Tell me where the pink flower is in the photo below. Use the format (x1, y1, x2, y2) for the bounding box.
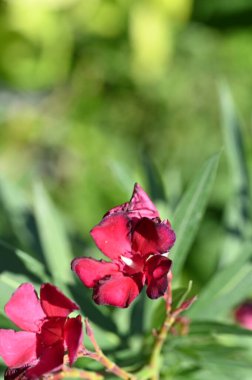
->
(234, 301, 252, 330)
(0, 283, 83, 379)
(72, 184, 175, 308)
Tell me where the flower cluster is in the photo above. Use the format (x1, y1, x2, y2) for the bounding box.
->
(72, 183, 176, 307)
(0, 283, 82, 379)
(0, 183, 176, 378)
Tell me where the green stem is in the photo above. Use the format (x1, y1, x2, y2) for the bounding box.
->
(149, 314, 176, 380)
(149, 272, 174, 380)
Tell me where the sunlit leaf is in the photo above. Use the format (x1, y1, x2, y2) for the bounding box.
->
(219, 83, 252, 266)
(187, 242, 252, 319)
(170, 153, 220, 277)
(190, 321, 252, 336)
(33, 182, 73, 283)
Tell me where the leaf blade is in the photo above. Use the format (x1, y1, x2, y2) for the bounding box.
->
(187, 242, 252, 319)
(170, 154, 220, 277)
(33, 182, 73, 284)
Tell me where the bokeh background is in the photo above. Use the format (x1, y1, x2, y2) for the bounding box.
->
(0, 0, 252, 292)
(1, 1, 252, 379)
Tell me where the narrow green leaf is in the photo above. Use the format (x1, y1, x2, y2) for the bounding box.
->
(170, 154, 220, 277)
(219, 83, 249, 198)
(172, 288, 188, 308)
(0, 240, 47, 283)
(151, 298, 166, 329)
(219, 84, 252, 266)
(187, 242, 252, 319)
(141, 152, 166, 202)
(172, 281, 193, 309)
(16, 249, 49, 282)
(33, 182, 73, 283)
(190, 321, 252, 337)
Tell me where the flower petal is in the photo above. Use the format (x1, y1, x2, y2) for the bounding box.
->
(64, 315, 83, 366)
(235, 302, 252, 330)
(132, 218, 176, 256)
(127, 183, 160, 219)
(145, 255, 172, 299)
(4, 283, 46, 332)
(5, 366, 28, 380)
(105, 183, 159, 220)
(90, 214, 131, 259)
(0, 330, 37, 368)
(93, 274, 141, 308)
(72, 257, 119, 288)
(40, 284, 79, 318)
(104, 202, 128, 217)
(38, 318, 65, 351)
(25, 342, 64, 378)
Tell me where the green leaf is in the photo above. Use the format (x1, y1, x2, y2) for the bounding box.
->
(151, 298, 166, 329)
(15, 249, 49, 282)
(141, 151, 166, 202)
(0, 240, 47, 284)
(219, 83, 250, 200)
(190, 321, 252, 337)
(172, 281, 193, 309)
(170, 153, 220, 277)
(219, 84, 252, 266)
(33, 182, 73, 284)
(187, 242, 252, 319)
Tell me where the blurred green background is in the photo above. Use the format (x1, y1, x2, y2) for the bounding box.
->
(1, 1, 252, 379)
(0, 0, 252, 288)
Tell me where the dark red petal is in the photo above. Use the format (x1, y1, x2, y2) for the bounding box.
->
(40, 284, 79, 318)
(145, 255, 172, 299)
(90, 214, 131, 259)
(104, 184, 159, 220)
(25, 342, 64, 378)
(93, 274, 141, 308)
(4, 283, 46, 332)
(72, 258, 119, 288)
(38, 318, 65, 351)
(127, 183, 160, 219)
(0, 330, 37, 368)
(104, 202, 128, 217)
(5, 366, 28, 380)
(132, 218, 176, 256)
(64, 315, 83, 366)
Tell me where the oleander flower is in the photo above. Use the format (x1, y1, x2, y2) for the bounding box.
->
(0, 283, 83, 379)
(72, 184, 175, 308)
(234, 301, 252, 330)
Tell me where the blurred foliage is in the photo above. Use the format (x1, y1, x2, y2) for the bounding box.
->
(1, 0, 252, 378)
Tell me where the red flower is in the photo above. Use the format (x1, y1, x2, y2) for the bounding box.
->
(234, 301, 252, 330)
(72, 184, 175, 308)
(0, 283, 83, 379)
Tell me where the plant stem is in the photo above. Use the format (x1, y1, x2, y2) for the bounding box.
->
(85, 319, 137, 380)
(149, 272, 174, 380)
(149, 313, 176, 380)
(149, 273, 196, 380)
(49, 367, 103, 380)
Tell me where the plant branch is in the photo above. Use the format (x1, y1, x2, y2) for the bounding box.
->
(84, 319, 137, 380)
(149, 273, 196, 380)
(48, 367, 103, 380)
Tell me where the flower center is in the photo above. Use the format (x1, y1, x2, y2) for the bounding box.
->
(120, 254, 144, 274)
